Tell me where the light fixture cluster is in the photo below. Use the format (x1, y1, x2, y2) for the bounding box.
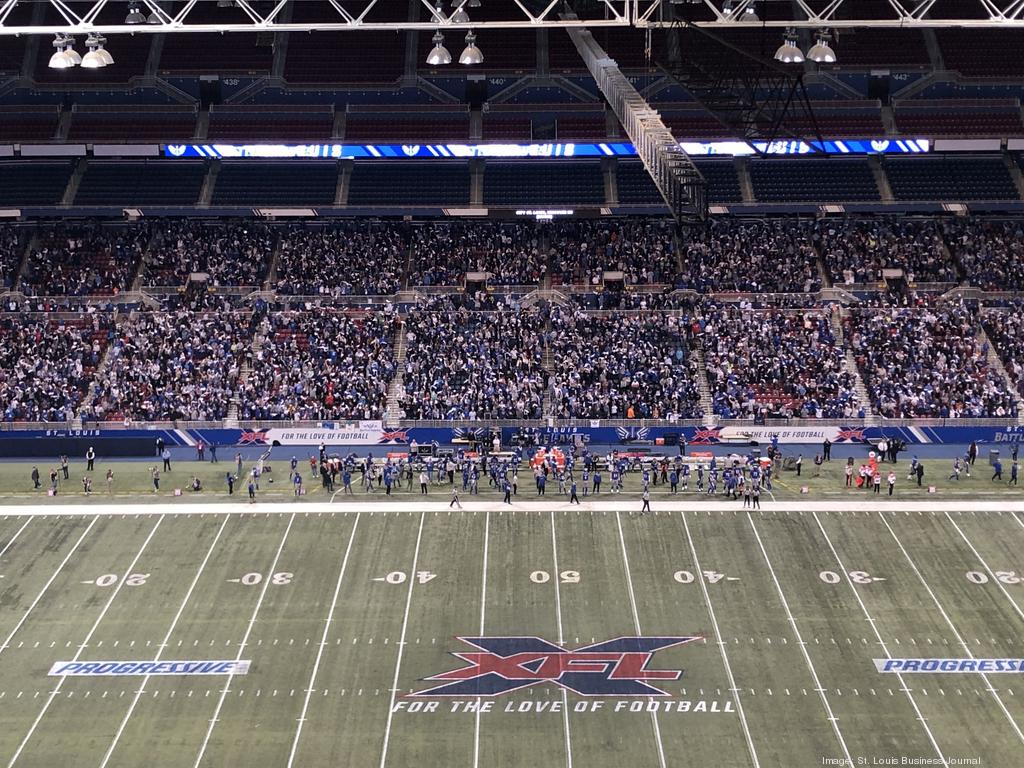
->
(48, 33, 114, 69)
(774, 29, 837, 64)
(425, 2, 484, 66)
(125, 3, 161, 24)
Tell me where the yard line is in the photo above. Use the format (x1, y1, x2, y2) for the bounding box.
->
(614, 512, 668, 768)
(680, 512, 760, 768)
(746, 513, 854, 767)
(550, 513, 573, 768)
(192, 512, 297, 768)
(378, 510, 427, 768)
(100, 515, 232, 768)
(7, 516, 164, 768)
(944, 512, 1024, 626)
(811, 512, 947, 766)
(879, 512, 1024, 745)
(0, 518, 31, 561)
(286, 514, 362, 768)
(0, 517, 96, 659)
(473, 510, 490, 768)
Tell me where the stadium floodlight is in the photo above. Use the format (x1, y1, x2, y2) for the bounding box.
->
(468, 0, 481, 7)
(125, 4, 146, 24)
(63, 39, 82, 66)
(451, 6, 470, 24)
(723, 0, 757, 21)
(426, 31, 452, 65)
(807, 32, 837, 63)
(146, 10, 161, 24)
(82, 35, 113, 68)
(48, 35, 75, 69)
(459, 30, 483, 65)
(774, 30, 804, 63)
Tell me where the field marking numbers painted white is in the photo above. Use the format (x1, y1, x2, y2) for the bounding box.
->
(8, 516, 164, 768)
(680, 511, 760, 768)
(379, 512, 427, 768)
(880, 512, 1024, 745)
(287, 514, 362, 768)
(100, 515, 232, 768)
(614, 511, 669, 768)
(192, 513, 297, 768)
(812, 512, 947, 766)
(746, 513, 854, 767)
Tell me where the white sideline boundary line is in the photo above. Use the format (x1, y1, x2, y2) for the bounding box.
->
(100, 515, 232, 768)
(811, 512, 947, 766)
(944, 511, 1024, 626)
(378, 510, 427, 768)
(192, 512, 298, 768)
(472, 510, 490, 768)
(7, 515, 165, 768)
(5, 499, 1024, 517)
(0, 517, 96, 658)
(680, 511, 760, 768)
(287, 512, 362, 768)
(879, 511, 1024, 745)
(550, 512, 573, 768)
(614, 511, 668, 768)
(746, 512, 854, 768)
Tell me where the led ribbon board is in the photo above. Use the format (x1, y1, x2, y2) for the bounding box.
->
(163, 139, 929, 160)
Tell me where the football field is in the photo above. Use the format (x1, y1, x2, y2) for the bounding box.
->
(0, 501, 1023, 768)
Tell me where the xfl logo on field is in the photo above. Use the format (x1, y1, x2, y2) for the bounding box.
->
(413, 636, 699, 697)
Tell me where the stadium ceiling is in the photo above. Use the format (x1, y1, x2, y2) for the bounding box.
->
(0, 0, 1022, 36)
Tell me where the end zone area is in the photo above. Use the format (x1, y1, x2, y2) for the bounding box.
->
(0, 501, 1022, 767)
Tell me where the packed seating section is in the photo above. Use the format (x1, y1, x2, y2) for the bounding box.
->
(2, 216, 1024, 423)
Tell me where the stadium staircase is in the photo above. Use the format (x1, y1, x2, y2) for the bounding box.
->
(831, 304, 879, 424)
(692, 343, 715, 421)
(868, 156, 895, 203)
(76, 310, 131, 425)
(263, 232, 284, 289)
(384, 320, 408, 427)
(61, 158, 87, 206)
(12, 228, 40, 290)
(129, 228, 161, 292)
(541, 304, 557, 418)
(1003, 153, 1024, 200)
(198, 161, 220, 207)
(229, 309, 269, 425)
(975, 323, 1022, 423)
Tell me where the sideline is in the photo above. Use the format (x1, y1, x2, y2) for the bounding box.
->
(1, 499, 1024, 517)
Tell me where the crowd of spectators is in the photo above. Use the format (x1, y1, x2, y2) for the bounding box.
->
(398, 296, 547, 419)
(22, 225, 148, 296)
(238, 309, 397, 421)
(411, 223, 543, 286)
(143, 222, 274, 287)
(547, 307, 702, 419)
(275, 224, 405, 296)
(948, 219, 1024, 291)
(816, 219, 956, 286)
(982, 307, 1024, 404)
(0, 314, 112, 422)
(701, 303, 861, 419)
(86, 309, 249, 421)
(846, 299, 1015, 418)
(0, 226, 22, 291)
(677, 220, 821, 293)
(549, 220, 678, 286)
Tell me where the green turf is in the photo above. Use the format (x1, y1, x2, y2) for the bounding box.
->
(0, 505, 1023, 767)
(0, 454, 1021, 504)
